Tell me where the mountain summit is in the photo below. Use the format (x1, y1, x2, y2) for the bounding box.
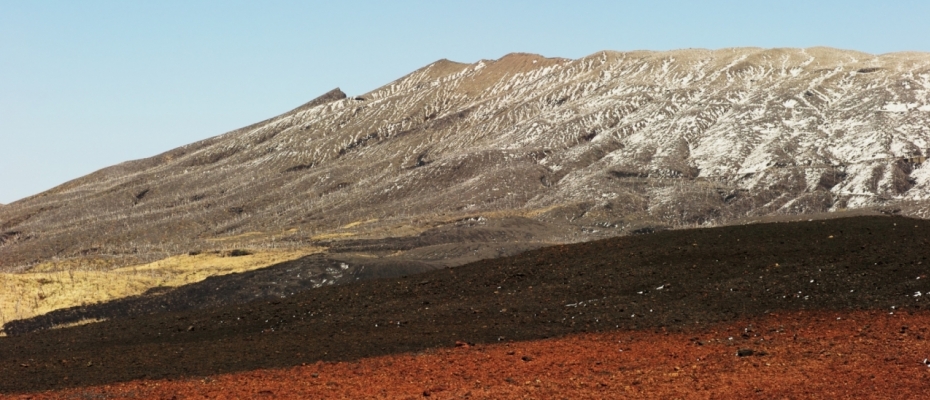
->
(2, 47, 930, 271)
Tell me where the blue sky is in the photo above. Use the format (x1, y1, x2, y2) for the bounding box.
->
(1, 0, 928, 204)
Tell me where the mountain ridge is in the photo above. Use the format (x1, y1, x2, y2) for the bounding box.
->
(2, 47, 930, 272)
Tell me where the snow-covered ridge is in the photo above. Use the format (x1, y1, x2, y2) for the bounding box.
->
(2, 47, 930, 269)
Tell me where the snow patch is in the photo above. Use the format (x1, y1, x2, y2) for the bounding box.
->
(881, 102, 916, 113)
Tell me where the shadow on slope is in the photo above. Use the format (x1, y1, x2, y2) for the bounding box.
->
(3, 217, 557, 335)
(1, 216, 928, 393)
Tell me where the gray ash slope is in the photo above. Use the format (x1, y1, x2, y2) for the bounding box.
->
(3, 48, 930, 269)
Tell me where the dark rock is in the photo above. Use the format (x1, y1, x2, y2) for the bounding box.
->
(737, 349, 755, 357)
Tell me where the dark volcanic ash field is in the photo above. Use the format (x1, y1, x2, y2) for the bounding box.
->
(1, 215, 929, 394)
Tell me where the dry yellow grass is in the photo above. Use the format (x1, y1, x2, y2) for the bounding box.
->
(0, 247, 322, 325)
(341, 219, 379, 229)
(205, 231, 266, 242)
(29, 257, 126, 273)
(522, 205, 565, 218)
(310, 232, 356, 241)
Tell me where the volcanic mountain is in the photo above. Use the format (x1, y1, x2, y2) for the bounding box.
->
(3, 48, 930, 396)
(2, 47, 930, 276)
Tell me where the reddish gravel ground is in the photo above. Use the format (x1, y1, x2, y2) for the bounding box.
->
(11, 309, 930, 399)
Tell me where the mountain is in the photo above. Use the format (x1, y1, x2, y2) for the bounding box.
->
(2, 47, 930, 272)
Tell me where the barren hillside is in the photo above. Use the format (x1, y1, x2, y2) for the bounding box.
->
(2, 48, 930, 273)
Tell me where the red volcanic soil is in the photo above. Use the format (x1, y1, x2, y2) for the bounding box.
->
(13, 310, 930, 399)
(2, 216, 930, 397)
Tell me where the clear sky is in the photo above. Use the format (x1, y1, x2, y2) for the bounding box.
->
(1, 0, 928, 204)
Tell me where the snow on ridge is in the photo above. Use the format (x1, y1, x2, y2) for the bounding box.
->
(6, 48, 930, 266)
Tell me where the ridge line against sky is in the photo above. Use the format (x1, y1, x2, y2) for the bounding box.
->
(2, 0, 929, 204)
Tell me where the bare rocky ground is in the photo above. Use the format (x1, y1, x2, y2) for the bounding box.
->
(1, 215, 928, 394)
(16, 310, 930, 399)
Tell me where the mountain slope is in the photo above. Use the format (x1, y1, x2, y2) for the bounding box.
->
(2, 47, 930, 272)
